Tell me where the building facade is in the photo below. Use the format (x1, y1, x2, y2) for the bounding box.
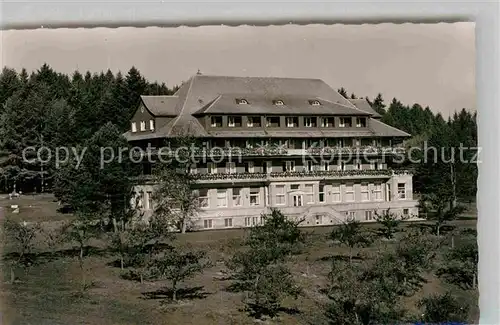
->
(125, 74, 419, 230)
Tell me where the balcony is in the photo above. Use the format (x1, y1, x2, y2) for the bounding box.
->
(306, 146, 406, 156)
(190, 169, 410, 183)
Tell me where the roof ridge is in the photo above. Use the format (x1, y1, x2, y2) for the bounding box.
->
(168, 76, 196, 136)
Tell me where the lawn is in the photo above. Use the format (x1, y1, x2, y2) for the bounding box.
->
(0, 194, 479, 325)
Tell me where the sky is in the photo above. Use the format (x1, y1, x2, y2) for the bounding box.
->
(0, 22, 475, 117)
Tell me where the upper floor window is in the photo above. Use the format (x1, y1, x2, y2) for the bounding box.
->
(228, 116, 242, 127)
(210, 116, 223, 127)
(236, 98, 249, 105)
(304, 117, 317, 128)
(266, 116, 280, 127)
(309, 100, 321, 106)
(247, 116, 261, 127)
(149, 119, 155, 131)
(356, 117, 367, 127)
(140, 121, 146, 131)
(273, 100, 285, 106)
(286, 117, 299, 128)
(131, 122, 137, 133)
(321, 117, 335, 128)
(339, 117, 352, 128)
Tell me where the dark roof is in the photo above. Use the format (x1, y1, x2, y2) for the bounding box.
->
(140, 95, 179, 117)
(193, 94, 370, 116)
(348, 98, 382, 118)
(124, 74, 410, 141)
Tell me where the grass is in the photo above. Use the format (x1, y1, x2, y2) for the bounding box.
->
(0, 194, 479, 325)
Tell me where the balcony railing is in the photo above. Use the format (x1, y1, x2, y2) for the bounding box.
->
(190, 169, 411, 182)
(306, 146, 405, 155)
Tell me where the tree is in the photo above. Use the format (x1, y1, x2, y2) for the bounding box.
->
(60, 218, 101, 290)
(337, 87, 348, 98)
(367, 93, 386, 116)
(2, 219, 41, 283)
(374, 209, 407, 240)
(419, 193, 466, 236)
(330, 219, 372, 264)
(152, 136, 200, 233)
(148, 247, 211, 302)
(228, 209, 305, 318)
(417, 292, 469, 323)
(437, 236, 478, 289)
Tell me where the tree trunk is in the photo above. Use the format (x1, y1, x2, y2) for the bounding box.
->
(451, 235, 455, 248)
(450, 163, 457, 208)
(120, 255, 124, 270)
(181, 218, 187, 234)
(140, 272, 143, 284)
(436, 224, 441, 237)
(10, 266, 15, 283)
(172, 280, 177, 301)
(112, 218, 118, 233)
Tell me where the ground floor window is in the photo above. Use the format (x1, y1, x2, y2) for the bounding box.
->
(224, 218, 233, 227)
(403, 208, 409, 217)
(365, 210, 373, 221)
(203, 219, 214, 229)
(319, 184, 325, 202)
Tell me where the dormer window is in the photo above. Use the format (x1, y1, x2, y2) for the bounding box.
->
(131, 122, 137, 133)
(339, 117, 352, 128)
(309, 100, 321, 106)
(211, 116, 223, 127)
(273, 100, 285, 106)
(228, 116, 242, 127)
(236, 98, 249, 105)
(286, 117, 299, 128)
(140, 121, 146, 131)
(356, 117, 367, 127)
(149, 119, 155, 131)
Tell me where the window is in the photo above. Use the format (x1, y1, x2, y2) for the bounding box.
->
(361, 183, 370, 201)
(305, 184, 314, 204)
(149, 119, 155, 130)
(323, 162, 329, 171)
(291, 184, 299, 191)
(321, 117, 335, 127)
(189, 163, 197, 174)
(356, 160, 362, 170)
(286, 117, 298, 128)
(236, 98, 248, 105)
(198, 189, 209, 208)
(233, 188, 242, 206)
(226, 162, 236, 174)
(347, 211, 356, 220)
(147, 191, 153, 210)
(403, 209, 409, 217)
(353, 138, 361, 147)
(284, 161, 295, 172)
(306, 160, 313, 172)
(224, 218, 233, 227)
(340, 162, 346, 171)
(275, 185, 286, 205)
(273, 100, 285, 105)
(217, 189, 228, 207)
(140, 121, 146, 131)
(245, 217, 251, 227)
(247, 116, 261, 127)
(250, 187, 260, 206)
(310, 100, 321, 106)
(210, 116, 223, 127)
(373, 183, 383, 201)
(245, 161, 254, 173)
(356, 117, 367, 127)
(252, 216, 260, 226)
(332, 184, 341, 202)
(339, 117, 352, 128)
(266, 116, 280, 127)
(398, 183, 406, 199)
(208, 162, 217, 174)
(131, 122, 137, 132)
(292, 194, 303, 207)
(319, 184, 325, 202)
(203, 219, 213, 229)
(365, 210, 373, 221)
(228, 116, 242, 127)
(264, 161, 272, 174)
(345, 184, 355, 202)
(304, 117, 317, 127)
(315, 215, 323, 225)
(338, 138, 345, 147)
(387, 184, 392, 201)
